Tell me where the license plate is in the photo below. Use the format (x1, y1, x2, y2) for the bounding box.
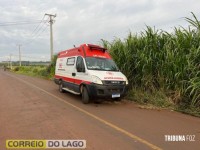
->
(112, 93, 120, 98)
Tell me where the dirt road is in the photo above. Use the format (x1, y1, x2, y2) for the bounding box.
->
(0, 70, 199, 150)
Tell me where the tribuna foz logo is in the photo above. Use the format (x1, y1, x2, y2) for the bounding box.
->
(165, 135, 195, 142)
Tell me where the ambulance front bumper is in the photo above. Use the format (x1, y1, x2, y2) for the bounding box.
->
(87, 83, 128, 99)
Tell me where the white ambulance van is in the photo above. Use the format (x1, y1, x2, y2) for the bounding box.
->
(54, 44, 128, 104)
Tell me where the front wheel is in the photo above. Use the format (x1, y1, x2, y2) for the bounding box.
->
(59, 81, 64, 93)
(82, 86, 90, 104)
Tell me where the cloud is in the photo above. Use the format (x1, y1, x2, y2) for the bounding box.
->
(0, 0, 200, 61)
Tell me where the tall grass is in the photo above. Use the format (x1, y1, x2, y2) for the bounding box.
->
(102, 13, 200, 111)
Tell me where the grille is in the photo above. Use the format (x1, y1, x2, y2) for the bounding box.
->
(108, 89, 121, 93)
(103, 80, 125, 85)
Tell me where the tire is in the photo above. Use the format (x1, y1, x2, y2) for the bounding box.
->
(82, 86, 90, 104)
(59, 81, 64, 93)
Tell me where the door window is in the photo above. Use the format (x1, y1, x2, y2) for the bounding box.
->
(76, 56, 85, 72)
(67, 57, 75, 65)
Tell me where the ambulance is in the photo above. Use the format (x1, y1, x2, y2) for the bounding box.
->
(54, 44, 128, 104)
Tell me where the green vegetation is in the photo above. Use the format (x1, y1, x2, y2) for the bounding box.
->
(101, 13, 200, 116)
(13, 65, 48, 78)
(12, 55, 57, 79)
(11, 13, 200, 116)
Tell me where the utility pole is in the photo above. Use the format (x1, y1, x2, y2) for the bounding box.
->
(17, 44, 22, 66)
(45, 13, 56, 61)
(10, 54, 12, 69)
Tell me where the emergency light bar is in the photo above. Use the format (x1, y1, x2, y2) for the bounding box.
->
(88, 44, 107, 52)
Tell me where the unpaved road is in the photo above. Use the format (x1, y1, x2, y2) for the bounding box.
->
(0, 70, 200, 150)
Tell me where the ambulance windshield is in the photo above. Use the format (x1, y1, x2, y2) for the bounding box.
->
(85, 57, 119, 71)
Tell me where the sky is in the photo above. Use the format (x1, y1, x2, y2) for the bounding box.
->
(0, 0, 200, 62)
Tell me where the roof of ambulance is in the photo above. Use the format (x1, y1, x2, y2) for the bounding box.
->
(58, 44, 111, 59)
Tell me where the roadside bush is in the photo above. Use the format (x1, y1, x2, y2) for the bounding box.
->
(38, 69, 49, 77)
(46, 55, 57, 79)
(14, 67, 20, 72)
(33, 68, 38, 73)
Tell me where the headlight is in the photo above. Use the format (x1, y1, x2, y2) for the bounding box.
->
(91, 76, 103, 85)
(125, 77, 128, 85)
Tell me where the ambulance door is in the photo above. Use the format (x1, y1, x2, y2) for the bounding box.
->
(73, 56, 86, 93)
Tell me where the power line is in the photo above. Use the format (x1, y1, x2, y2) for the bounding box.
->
(23, 24, 49, 45)
(29, 16, 48, 38)
(0, 15, 55, 61)
(29, 23, 49, 39)
(23, 16, 49, 45)
(0, 20, 44, 26)
(0, 18, 49, 46)
(29, 16, 46, 36)
(0, 20, 42, 24)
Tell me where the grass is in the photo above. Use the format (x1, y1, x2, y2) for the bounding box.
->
(101, 12, 200, 117)
(127, 88, 174, 108)
(12, 66, 50, 79)
(12, 55, 57, 79)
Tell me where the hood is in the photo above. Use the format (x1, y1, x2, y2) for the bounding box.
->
(88, 70, 126, 81)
